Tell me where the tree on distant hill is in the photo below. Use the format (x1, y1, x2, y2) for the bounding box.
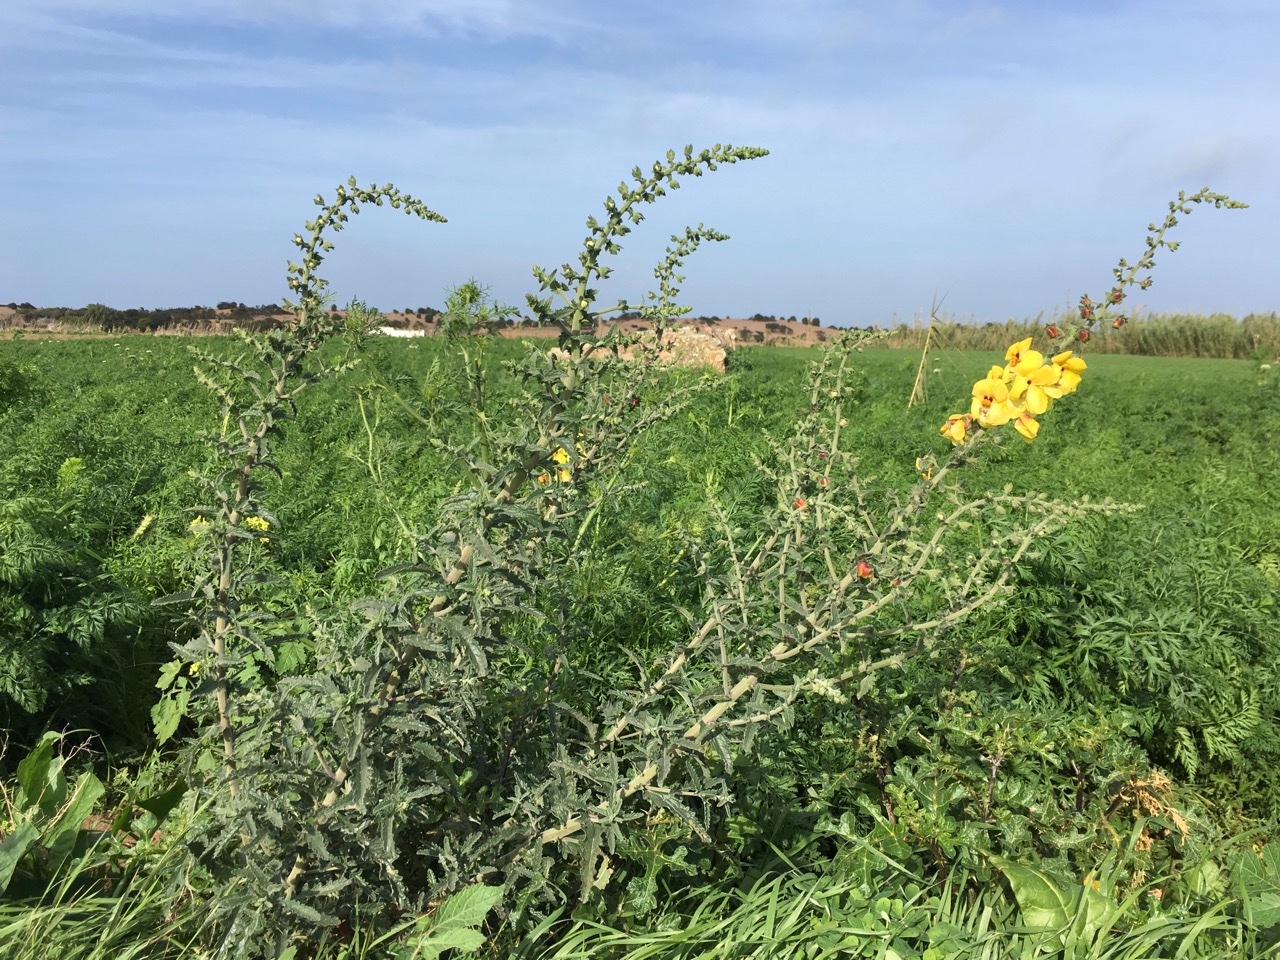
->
(82, 302, 119, 331)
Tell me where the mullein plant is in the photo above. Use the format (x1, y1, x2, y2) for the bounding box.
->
(159, 155, 1244, 956)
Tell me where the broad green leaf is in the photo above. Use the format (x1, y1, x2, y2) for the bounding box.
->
(992, 857, 1071, 930)
(1235, 844, 1280, 928)
(0, 822, 40, 893)
(151, 689, 189, 745)
(432, 883, 502, 930)
(135, 778, 189, 825)
(154, 658, 182, 691)
(15, 732, 61, 815)
(1247, 893, 1280, 930)
(403, 885, 502, 958)
(410, 928, 485, 959)
(44, 770, 105, 867)
(1073, 884, 1115, 946)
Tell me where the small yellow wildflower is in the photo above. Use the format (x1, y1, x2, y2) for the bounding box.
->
(245, 516, 270, 543)
(549, 447, 573, 483)
(1013, 412, 1040, 442)
(189, 517, 210, 537)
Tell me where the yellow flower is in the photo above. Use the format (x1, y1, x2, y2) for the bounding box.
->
(1004, 337, 1035, 366)
(1008, 360, 1061, 415)
(1013, 412, 1040, 442)
(188, 517, 210, 537)
(939, 414, 970, 445)
(1050, 350, 1087, 395)
(970, 376, 1012, 427)
(1007, 347, 1046, 377)
(244, 515, 270, 543)
(548, 446, 573, 483)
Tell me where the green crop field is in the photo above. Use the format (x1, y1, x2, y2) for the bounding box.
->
(1, 164, 1277, 958)
(3, 326, 1279, 958)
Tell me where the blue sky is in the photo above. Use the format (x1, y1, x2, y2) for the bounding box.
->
(2, 1, 1276, 326)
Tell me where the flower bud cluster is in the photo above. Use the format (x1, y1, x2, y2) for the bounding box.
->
(940, 338, 1086, 445)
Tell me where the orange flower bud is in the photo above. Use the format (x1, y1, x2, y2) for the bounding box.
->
(856, 559, 874, 579)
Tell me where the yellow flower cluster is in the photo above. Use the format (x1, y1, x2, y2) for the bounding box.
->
(537, 447, 574, 485)
(188, 515, 271, 543)
(245, 515, 271, 543)
(941, 338, 1086, 445)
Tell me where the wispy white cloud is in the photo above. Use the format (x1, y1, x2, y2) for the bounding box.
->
(3, 0, 592, 40)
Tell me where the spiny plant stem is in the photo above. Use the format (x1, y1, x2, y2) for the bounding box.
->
(192, 181, 443, 805)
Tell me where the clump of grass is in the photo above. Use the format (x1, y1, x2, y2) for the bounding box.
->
(0, 842, 205, 959)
